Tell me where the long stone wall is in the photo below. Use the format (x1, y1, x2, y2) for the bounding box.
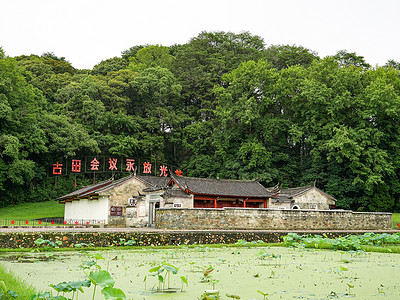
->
(155, 208, 392, 230)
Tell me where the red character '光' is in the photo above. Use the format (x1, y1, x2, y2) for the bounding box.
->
(160, 165, 168, 177)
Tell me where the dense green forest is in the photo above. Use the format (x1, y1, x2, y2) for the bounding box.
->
(1, 31, 400, 212)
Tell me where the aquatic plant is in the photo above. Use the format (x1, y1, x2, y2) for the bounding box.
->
(50, 279, 91, 299)
(148, 262, 179, 291)
(198, 290, 220, 300)
(88, 270, 115, 300)
(257, 290, 269, 300)
(180, 275, 188, 292)
(33, 238, 62, 252)
(200, 265, 214, 282)
(226, 294, 240, 299)
(346, 283, 354, 296)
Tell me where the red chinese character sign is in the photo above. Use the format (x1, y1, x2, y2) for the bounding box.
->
(109, 158, 118, 171)
(52, 162, 63, 175)
(160, 165, 168, 177)
(90, 158, 100, 171)
(72, 160, 81, 173)
(174, 169, 183, 176)
(143, 162, 152, 174)
(126, 159, 135, 172)
(50, 157, 179, 179)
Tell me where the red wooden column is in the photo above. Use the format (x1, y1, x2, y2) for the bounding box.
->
(264, 199, 267, 208)
(214, 198, 217, 208)
(243, 199, 247, 208)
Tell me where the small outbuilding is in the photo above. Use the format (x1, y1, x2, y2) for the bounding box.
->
(57, 175, 169, 226)
(267, 185, 337, 210)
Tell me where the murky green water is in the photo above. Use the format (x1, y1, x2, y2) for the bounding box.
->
(1, 246, 400, 299)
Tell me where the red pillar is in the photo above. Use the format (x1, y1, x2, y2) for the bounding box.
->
(243, 200, 247, 208)
(214, 198, 217, 208)
(264, 199, 267, 208)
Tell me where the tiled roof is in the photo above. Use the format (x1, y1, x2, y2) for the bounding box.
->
(269, 185, 337, 202)
(56, 177, 120, 201)
(56, 175, 168, 201)
(171, 175, 272, 198)
(136, 175, 170, 189)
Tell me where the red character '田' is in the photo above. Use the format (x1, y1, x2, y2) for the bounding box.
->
(72, 160, 81, 173)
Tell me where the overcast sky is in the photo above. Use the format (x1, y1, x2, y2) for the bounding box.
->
(1, 0, 399, 69)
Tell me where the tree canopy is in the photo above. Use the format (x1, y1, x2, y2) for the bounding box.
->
(0, 33, 400, 212)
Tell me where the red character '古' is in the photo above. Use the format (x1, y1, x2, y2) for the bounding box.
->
(52, 162, 63, 175)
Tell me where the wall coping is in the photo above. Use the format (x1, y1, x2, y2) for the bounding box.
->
(157, 207, 392, 215)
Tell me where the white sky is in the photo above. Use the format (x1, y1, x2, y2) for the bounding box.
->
(1, 0, 399, 69)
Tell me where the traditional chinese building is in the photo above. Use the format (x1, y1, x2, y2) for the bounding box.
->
(57, 174, 337, 227)
(267, 185, 337, 210)
(56, 175, 169, 226)
(160, 175, 272, 209)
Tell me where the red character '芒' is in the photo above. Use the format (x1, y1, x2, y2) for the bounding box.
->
(174, 169, 183, 176)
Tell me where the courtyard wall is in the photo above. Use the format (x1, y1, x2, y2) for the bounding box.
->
(155, 208, 392, 230)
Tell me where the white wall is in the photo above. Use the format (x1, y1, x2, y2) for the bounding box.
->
(64, 196, 109, 223)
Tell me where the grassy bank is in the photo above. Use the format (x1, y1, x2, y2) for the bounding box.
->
(0, 201, 64, 219)
(393, 213, 400, 227)
(0, 264, 36, 299)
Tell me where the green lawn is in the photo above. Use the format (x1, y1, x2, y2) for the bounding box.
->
(393, 213, 400, 228)
(0, 200, 64, 219)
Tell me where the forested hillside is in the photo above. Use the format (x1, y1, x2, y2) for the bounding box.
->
(1, 31, 400, 212)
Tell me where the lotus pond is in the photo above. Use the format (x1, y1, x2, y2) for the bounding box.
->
(1, 242, 400, 300)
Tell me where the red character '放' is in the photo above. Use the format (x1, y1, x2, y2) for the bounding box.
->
(143, 162, 152, 174)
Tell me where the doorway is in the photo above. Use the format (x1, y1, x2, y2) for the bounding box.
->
(148, 201, 160, 226)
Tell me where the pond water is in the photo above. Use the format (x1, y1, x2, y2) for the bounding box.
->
(1, 246, 400, 299)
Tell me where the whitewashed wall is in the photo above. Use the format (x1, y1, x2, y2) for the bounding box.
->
(64, 196, 109, 223)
